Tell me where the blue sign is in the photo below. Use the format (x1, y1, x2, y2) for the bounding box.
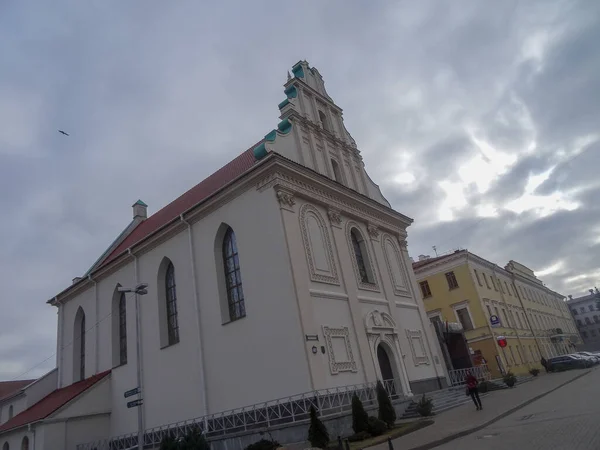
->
(490, 315, 501, 327)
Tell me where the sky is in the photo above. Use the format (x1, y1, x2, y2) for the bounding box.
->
(1, 0, 598, 380)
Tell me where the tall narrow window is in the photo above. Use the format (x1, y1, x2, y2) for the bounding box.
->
(455, 307, 474, 330)
(3, 442, 9, 450)
(445, 271, 459, 290)
(118, 293, 127, 365)
(73, 307, 86, 382)
(331, 159, 342, 182)
(483, 273, 491, 289)
(165, 262, 180, 345)
(419, 281, 432, 298)
(474, 270, 482, 286)
(8, 405, 13, 419)
(350, 228, 375, 284)
(21, 437, 29, 450)
(223, 227, 246, 321)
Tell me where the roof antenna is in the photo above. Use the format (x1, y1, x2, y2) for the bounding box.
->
(432, 246, 438, 257)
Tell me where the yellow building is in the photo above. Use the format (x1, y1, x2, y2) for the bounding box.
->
(413, 250, 581, 378)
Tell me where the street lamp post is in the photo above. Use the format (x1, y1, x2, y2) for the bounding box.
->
(118, 283, 148, 450)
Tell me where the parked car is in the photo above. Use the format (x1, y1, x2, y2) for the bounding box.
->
(547, 355, 588, 371)
(575, 352, 600, 364)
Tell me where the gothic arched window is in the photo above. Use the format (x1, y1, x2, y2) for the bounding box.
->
(350, 228, 375, 284)
(165, 262, 180, 345)
(223, 227, 245, 321)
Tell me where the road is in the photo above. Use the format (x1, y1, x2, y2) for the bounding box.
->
(435, 368, 600, 450)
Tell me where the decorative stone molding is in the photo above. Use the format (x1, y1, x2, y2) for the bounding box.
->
(275, 188, 296, 209)
(327, 208, 342, 227)
(381, 234, 411, 298)
(398, 240, 408, 250)
(405, 329, 430, 365)
(322, 326, 358, 374)
(367, 224, 379, 239)
(299, 204, 339, 285)
(345, 221, 380, 293)
(364, 309, 398, 334)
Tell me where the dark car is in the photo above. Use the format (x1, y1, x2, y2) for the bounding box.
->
(547, 355, 588, 371)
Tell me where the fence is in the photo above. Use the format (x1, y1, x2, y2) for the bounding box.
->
(77, 378, 404, 450)
(447, 365, 491, 386)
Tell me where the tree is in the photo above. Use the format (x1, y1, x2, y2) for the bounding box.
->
(159, 434, 179, 450)
(351, 394, 369, 434)
(376, 381, 396, 428)
(179, 426, 210, 450)
(308, 405, 329, 449)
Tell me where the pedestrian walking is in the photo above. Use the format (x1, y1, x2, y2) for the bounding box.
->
(465, 370, 483, 411)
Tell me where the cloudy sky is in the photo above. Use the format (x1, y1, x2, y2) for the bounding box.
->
(1, 0, 598, 380)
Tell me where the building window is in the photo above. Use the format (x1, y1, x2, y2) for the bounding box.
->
(499, 280, 505, 294)
(572, 309, 578, 315)
(483, 273, 491, 289)
(455, 307, 474, 331)
(420, 281, 432, 298)
(515, 312, 523, 329)
(21, 437, 29, 450)
(318, 110, 331, 132)
(331, 159, 343, 183)
(351, 228, 375, 284)
(445, 271, 459, 290)
(590, 305, 595, 312)
(474, 270, 483, 286)
(577, 319, 582, 327)
(580, 307, 585, 313)
(165, 262, 180, 344)
(486, 304, 492, 318)
(73, 307, 86, 382)
(223, 227, 246, 322)
(118, 293, 127, 365)
(491, 277, 498, 291)
(494, 306, 500, 323)
(502, 308, 510, 327)
(585, 317, 592, 325)
(8, 405, 13, 419)
(594, 315, 599, 323)
(3, 442, 9, 450)
(505, 281, 510, 295)
(583, 331, 588, 338)
(591, 329, 597, 337)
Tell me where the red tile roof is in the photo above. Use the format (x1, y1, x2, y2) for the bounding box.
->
(0, 380, 35, 402)
(98, 146, 262, 268)
(0, 371, 110, 433)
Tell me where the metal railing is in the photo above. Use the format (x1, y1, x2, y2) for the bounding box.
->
(448, 365, 491, 386)
(77, 378, 404, 450)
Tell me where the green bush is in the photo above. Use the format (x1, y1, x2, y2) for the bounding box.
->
(416, 394, 433, 417)
(351, 394, 369, 434)
(376, 381, 396, 428)
(503, 372, 517, 387)
(347, 431, 371, 442)
(179, 426, 210, 450)
(529, 368, 540, 377)
(245, 439, 280, 450)
(308, 405, 329, 449)
(367, 416, 388, 437)
(160, 434, 179, 450)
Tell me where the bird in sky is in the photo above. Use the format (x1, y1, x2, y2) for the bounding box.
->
(58, 130, 69, 136)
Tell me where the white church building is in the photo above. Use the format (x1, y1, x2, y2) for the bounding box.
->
(0, 61, 448, 450)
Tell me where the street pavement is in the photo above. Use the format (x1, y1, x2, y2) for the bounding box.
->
(435, 367, 600, 449)
(368, 368, 593, 450)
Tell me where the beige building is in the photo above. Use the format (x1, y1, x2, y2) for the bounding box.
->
(413, 250, 580, 378)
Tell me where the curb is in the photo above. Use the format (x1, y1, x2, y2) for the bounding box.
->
(407, 369, 593, 450)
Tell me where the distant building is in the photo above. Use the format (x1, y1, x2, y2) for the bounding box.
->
(413, 250, 580, 379)
(567, 288, 600, 351)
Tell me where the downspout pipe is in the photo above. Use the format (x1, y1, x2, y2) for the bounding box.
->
(180, 214, 209, 420)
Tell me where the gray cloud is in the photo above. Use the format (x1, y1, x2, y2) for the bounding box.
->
(1, 0, 599, 380)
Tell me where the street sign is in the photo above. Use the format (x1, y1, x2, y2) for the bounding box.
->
(490, 315, 501, 328)
(124, 387, 140, 398)
(127, 399, 143, 408)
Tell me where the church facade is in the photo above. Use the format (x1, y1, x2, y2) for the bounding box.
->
(0, 61, 447, 450)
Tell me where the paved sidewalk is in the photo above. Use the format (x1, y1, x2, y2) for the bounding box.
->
(370, 368, 593, 450)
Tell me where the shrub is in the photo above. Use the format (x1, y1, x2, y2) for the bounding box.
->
(529, 368, 540, 377)
(478, 381, 489, 393)
(503, 371, 517, 387)
(376, 381, 396, 428)
(347, 431, 371, 442)
(308, 405, 329, 449)
(416, 394, 433, 417)
(367, 416, 388, 437)
(160, 434, 179, 450)
(179, 426, 210, 450)
(351, 394, 369, 434)
(245, 439, 280, 450)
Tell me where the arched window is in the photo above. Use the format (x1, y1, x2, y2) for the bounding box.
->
(223, 227, 245, 321)
(112, 286, 128, 367)
(586, 317, 592, 325)
(73, 307, 86, 382)
(331, 159, 342, 183)
(594, 315, 599, 323)
(21, 437, 29, 450)
(165, 262, 180, 345)
(350, 228, 375, 284)
(318, 110, 331, 132)
(8, 405, 13, 419)
(3, 442, 9, 450)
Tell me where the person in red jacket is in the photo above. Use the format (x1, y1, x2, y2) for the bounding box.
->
(465, 370, 483, 410)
